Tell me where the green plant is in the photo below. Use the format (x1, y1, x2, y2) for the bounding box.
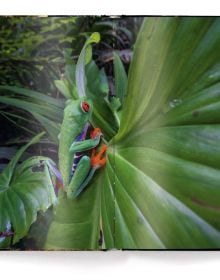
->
(46, 17, 220, 249)
(0, 47, 121, 144)
(0, 85, 64, 143)
(54, 48, 120, 141)
(0, 30, 125, 249)
(0, 16, 134, 145)
(0, 16, 79, 145)
(0, 132, 57, 249)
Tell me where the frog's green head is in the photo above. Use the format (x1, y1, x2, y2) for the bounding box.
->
(65, 98, 93, 123)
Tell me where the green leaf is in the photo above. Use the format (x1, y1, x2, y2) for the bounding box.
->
(0, 87, 64, 142)
(0, 86, 63, 108)
(33, 113, 61, 144)
(45, 171, 103, 250)
(111, 17, 220, 249)
(113, 52, 127, 105)
(99, 68, 109, 94)
(54, 80, 72, 99)
(0, 133, 57, 248)
(86, 61, 119, 140)
(76, 32, 100, 98)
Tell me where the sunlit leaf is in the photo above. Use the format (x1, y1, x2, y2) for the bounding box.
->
(112, 17, 220, 249)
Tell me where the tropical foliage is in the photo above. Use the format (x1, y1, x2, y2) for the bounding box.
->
(1, 16, 220, 250)
(0, 132, 56, 249)
(46, 17, 220, 249)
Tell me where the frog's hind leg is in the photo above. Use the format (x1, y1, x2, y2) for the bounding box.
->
(73, 144, 108, 198)
(67, 155, 91, 199)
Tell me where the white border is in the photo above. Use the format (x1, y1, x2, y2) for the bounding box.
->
(0, 251, 220, 280)
(0, 5, 220, 279)
(0, 0, 220, 15)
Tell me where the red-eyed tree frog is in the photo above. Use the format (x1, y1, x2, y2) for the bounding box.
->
(57, 98, 107, 199)
(49, 32, 107, 199)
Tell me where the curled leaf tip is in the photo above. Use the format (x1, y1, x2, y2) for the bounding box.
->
(90, 32, 100, 43)
(31, 131, 46, 144)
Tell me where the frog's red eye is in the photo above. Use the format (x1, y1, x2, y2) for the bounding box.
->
(81, 101, 90, 113)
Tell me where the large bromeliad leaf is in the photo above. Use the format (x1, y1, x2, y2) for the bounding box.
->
(46, 17, 220, 249)
(0, 133, 57, 248)
(112, 17, 220, 249)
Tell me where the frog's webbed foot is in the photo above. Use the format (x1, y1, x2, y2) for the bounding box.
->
(91, 144, 107, 169)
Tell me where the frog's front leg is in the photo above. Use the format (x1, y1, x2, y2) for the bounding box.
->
(69, 128, 102, 154)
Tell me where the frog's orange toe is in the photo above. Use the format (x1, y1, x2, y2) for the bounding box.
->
(90, 128, 103, 139)
(91, 144, 107, 168)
